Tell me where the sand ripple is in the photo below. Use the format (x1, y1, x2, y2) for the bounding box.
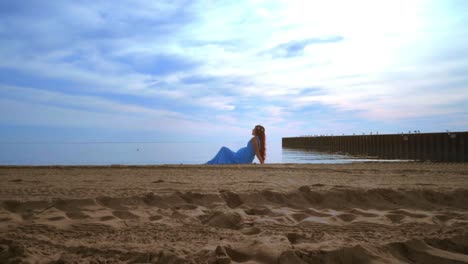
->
(0, 164, 467, 263)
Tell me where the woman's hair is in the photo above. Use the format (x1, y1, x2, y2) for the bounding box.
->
(255, 125, 266, 161)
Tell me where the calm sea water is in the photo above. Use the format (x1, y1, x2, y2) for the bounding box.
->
(0, 141, 385, 165)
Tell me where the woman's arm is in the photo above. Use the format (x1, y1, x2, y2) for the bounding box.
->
(251, 137, 264, 164)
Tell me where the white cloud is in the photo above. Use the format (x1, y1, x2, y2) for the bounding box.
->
(0, 84, 253, 139)
(0, 84, 183, 119)
(1, 0, 467, 139)
(197, 96, 236, 111)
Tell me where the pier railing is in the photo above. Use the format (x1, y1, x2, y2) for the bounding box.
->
(282, 132, 467, 162)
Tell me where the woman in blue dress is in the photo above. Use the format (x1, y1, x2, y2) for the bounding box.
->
(206, 125, 266, 164)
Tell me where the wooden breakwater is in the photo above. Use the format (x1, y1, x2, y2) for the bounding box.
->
(282, 132, 468, 162)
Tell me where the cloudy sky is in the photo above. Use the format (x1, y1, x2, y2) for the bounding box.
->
(1, 0, 467, 143)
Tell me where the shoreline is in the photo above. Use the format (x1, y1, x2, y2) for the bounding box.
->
(0, 160, 454, 168)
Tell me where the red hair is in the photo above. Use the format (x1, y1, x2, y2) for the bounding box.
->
(255, 125, 266, 161)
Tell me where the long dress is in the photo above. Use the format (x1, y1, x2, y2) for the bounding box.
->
(206, 137, 259, 164)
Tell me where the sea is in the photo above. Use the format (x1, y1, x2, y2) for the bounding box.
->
(0, 141, 390, 165)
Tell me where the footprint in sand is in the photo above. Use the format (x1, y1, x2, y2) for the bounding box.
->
(112, 210, 139, 219)
(336, 213, 357, 222)
(2, 200, 21, 212)
(386, 214, 405, 223)
(240, 227, 261, 235)
(3, 200, 51, 213)
(21, 213, 38, 221)
(291, 213, 310, 222)
(52, 198, 97, 212)
(66, 212, 90, 220)
(220, 191, 243, 208)
(95, 197, 129, 211)
(175, 204, 198, 210)
(287, 232, 307, 244)
(153, 179, 165, 183)
(149, 215, 163, 221)
(8, 179, 23, 183)
(303, 208, 330, 217)
(99, 215, 116, 221)
(200, 211, 242, 229)
(47, 216, 66, 221)
(389, 209, 427, 218)
(244, 207, 271, 216)
(348, 209, 379, 218)
(433, 214, 455, 223)
(0, 216, 12, 222)
(246, 180, 264, 183)
(171, 210, 189, 220)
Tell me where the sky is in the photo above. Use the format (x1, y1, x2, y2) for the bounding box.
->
(1, 0, 467, 143)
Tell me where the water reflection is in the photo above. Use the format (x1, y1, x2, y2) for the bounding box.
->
(281, 148, 397, 164)
(0, 142, 406, 165)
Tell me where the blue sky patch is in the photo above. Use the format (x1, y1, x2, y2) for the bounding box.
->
(0, 0, 467, 142)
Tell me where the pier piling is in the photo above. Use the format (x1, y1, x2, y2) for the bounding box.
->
(282, 132, 468, 162)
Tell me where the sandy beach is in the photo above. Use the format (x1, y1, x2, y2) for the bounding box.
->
(1, 162, 467, 263)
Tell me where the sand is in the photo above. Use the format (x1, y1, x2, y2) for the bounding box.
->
(0, 162, 467, 263)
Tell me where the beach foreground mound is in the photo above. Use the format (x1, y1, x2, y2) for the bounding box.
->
(0, 163, 467, 263)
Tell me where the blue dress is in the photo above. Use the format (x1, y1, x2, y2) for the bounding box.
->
(206, 137, 259, 164)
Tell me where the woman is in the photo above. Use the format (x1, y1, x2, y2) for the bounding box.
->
(206, 125, 266, 164)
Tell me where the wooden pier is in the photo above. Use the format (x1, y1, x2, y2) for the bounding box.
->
(282, 132, 468, 162)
